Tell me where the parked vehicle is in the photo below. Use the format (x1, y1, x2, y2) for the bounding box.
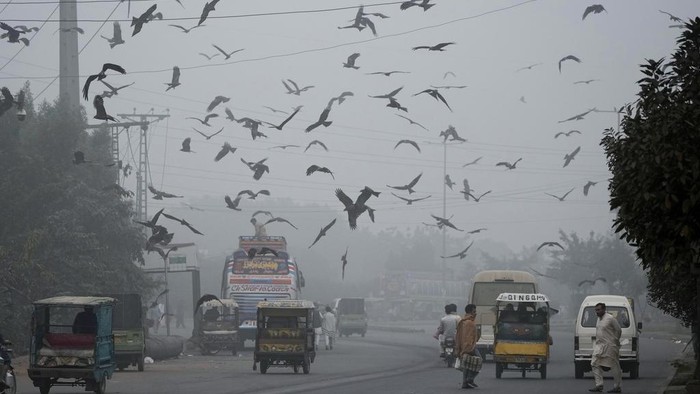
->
(253, 300, 316, 374)
(574, 295, 641, 379)
(493, 293, 552, 379)
(332, 298, 367, 337)
(0, 338, 16, 394)
(198, 298, 239, 355)
(27, 296, 116, 394)
(104, 293, 145, 371)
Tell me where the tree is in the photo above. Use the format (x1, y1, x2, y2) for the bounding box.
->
(601, 18, 700, 329)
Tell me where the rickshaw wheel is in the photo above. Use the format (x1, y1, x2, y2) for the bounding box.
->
(38, 379, 51, 394)
(94, 378, 106, 394)
(260, 360, 269, 374)
(495, 363, 503, 379)
(521, 369, 526, 378)
(540, 364, 547, 379)
(293, 365, 299, 374)
(302, 356, 310, 374)
(137, 356, 145, 372)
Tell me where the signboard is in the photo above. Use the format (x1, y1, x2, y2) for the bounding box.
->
(232, 259, 288, 275)
(230, 284, 290, 293)
(168, 255, 187, 272)
(496, 293, 549, 303)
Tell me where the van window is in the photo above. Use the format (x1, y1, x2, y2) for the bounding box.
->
(581, 306, 631, 328)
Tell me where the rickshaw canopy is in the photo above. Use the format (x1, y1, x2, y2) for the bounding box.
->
(33, 296, 116, 306)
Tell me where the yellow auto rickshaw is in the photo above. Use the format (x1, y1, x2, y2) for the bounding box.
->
(493, 293, 552, 379)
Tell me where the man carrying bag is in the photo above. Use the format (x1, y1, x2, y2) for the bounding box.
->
(455, 304, 482, 389)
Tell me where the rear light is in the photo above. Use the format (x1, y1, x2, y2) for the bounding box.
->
(631, 337, 637, 351)
(574, 336, 579, 350)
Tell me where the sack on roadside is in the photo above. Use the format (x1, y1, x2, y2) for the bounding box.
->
(463, 354, 483, 372)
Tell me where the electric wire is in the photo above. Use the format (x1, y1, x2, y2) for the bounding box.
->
(0, 4, 59, 73)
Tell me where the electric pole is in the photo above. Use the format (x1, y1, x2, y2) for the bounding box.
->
(59, 0, 80, 112)
(85, 121, 150, 182)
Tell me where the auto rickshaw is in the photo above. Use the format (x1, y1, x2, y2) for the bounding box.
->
(198, 298, 239, 355)
(493, 293, 552, 380)
(253, 300, 316, 374)
(27, 296, 116, 394)
(103, 293, 146, 371)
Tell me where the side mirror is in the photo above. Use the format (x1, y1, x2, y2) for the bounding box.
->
(637, 322, 642, 330)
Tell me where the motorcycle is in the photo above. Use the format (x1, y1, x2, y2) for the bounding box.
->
(0, 340, 16, 394)
(444, 337, 456, 368)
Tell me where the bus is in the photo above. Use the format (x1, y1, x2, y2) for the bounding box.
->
(469, 270, 539, 357)
(221, 236, 304, 344)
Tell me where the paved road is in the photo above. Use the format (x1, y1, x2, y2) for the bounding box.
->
(12, 325, 685, 394)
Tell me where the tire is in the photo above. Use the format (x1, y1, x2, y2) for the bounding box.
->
(446, 355, 455, 368)
(201, 344, 221, 355)
(630, 363, 639, 379)
(302, 357, 310, 374)
(540, 363, 547, 379)
(574, 361, 584, 379)
(260, 360, 268, 374)
(137, 356, 145, 372)
(496, 362, 503, 379)
(7, 372, 16, 394)
(39, 379, 51, 394)
(293, 364, 299, 374)
(94, 378, 106, 394)
(521, 369, 526, 378)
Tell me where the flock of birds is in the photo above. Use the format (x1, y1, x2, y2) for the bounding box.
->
(0, 2, 691, 283)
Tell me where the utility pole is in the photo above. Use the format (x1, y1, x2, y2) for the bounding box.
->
(442, 140, 447, 303)
(59, 0, 80, 112)
(85, 121, 150, 182)
(117, 110, 170, 222)
(592, 108, 622, 132)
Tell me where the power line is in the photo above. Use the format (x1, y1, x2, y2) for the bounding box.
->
(0, 4, 59, 73)
(0, 0, 13, 14)
(0, 0, 150, 4)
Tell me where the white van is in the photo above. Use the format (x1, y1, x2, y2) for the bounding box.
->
(574, 295, 641, 379)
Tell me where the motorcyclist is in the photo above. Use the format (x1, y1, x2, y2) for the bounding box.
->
(434, 304, 460, 357)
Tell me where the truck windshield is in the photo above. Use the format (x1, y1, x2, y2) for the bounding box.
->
(581, 306, 631, 328)
(471, 282, 537, 306)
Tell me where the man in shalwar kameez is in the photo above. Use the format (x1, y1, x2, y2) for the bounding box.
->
(589, 303, 622, 393)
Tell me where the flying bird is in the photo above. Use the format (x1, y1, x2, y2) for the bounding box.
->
(134, 208, 164, 230)
(370, 86, 403, 99)
(462, 156, 482, 167)
(394, 139, 421, 153)
(413, 88, 452, 111)
(341, 247, 349, 279)
(305, 104, 333, 132)
(554, 130, 581, 138)
(265, 216, 298, 230)
(328, 91, 354, 106)
(193, 294, 224, 314)
(168, 24, 203, 33)
(194, 126, 224, 140)
(516, 63, 542, 72)
(496, 158, 522, 170)
(206, 95, 230, 112)
(467, 190, 492, 202)
(55, 27, 84, 34)
(563, 146, 581, 167)
(574, 79, 599, 85)
(263, 107, 301, 130)
(431, 85, 467, 90)
(309, 219, 337, 248)
(459, 179, 472, 200)
(93, 95, 116, 122)
(558, 108, 595, 123)
(659, 10, 683, 23)
(386, 173, 422, 194)
(237, 189, 270, 199)
(519, 96, 527, 104)
(444, 175, 455, 190)
(148, 185, 182, 199)
(131, 4, 157, 36)
(544, 188, 575, 201)
(0, 22, 30, 46)
(391, 192, 431, 205)
(187, 113, 219, 126)
(558, 55, 582, 73)
(306, 165, 335, 179)
(180, 137, 193, 153)
(99, 80, 133, 98)
(439, 125, 466, 142)
(366, 70, 410, 77)
(443, 71, 456, 79)
(100, 21, 125, 48)
(224, 195, 242, 210)
(240, 157, 269, 180)
(263, 106, 288, 115)
(198, 52, 219, 61)
(335, 187, 380, 230)
(583, 180, 598, 196)
(441, 241, 474, 259)
(536, 241, 565, 251)
(431, 214, 463, 231)
(247, 247, 278, 259)
(214, 142, 236, 162)
(395, 114, 429, 131)
(82, 63, 126, 100)
(582, 4, 606, 20)
(198, 0, 220, 26)
(305, 140, 328, 152)
(400, 0, 435, 11)
(578, 277, 607, 287)
(468, 228, 487, 234)
(282, 79, 314, 95)
(343, 53, 361, 69)
(161, 212, 203, 235)
(271, 144, 299, 150)
(386, 97, 408, 112)
(252, 210, 274, 219)
(412, 42, 455, 51)
(212, 44, 244, 60)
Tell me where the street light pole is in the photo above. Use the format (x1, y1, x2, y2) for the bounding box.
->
(442, 140, 447, 303)
(163, 255, 171, 336)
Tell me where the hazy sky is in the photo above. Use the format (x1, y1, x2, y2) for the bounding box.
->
(1, 0, 697, 251)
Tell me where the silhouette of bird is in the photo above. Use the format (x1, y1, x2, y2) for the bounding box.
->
(554, 130, 581, 138)
(100, 21, 125, 48)
(441, 241, 473, 259)
(168, 24, 203, 33)
(444, 175, 455, 190)
(443, 71, 456, 79)
(558, 55, 582, 73)
(582, 4, 606, 20)
(431, 85, 467, 90)
(462, 156, 482, 167)
(341, 247, 349, 279)
(271, 144, 299, 150)
(206, 95, 230, 112)
(212, 44, 244, 60)
(574, 79, 599, 85)
(563, 146, 581, 167)
(198, 52, 219, 61)
(519, 96, 527, 104)
(394, 139, 420, 152)
(55, 26, 84, 34)
(237, 189, 270, 199)
(306, 165, 335, 179)
(545, 188, 575, 201)
(263, 107, 300, 130)
(73, 151, 90, 165)
(395, 114, 429, 131)
(659, 10, 683, 23)
(459, 179, 472, 200)
(439, 125, 466, 142)
(336, 187, 380, 230)
(305, 105, 333, 132)
(194, 126, 224, 140)
(343, 53, 361, 69)
(583, 180, 598, 196)
(198, 0, 220, 26)
(134, 208, 164, 230)
(309, 219, 337, 248)
(180, 137, 193, 153)
(214, 142, 236, 162)
(99, 80, 133, 98)
(496, 158, 522, 170)
(240, 157, 269, 180)
(265, 216, 298, 230)
(400, 0, 435, 11)
(328, 91, 354, 107)
(0, 22, 30, 46)
(467, 190, 492, 202)
(537, 241, 564, 251)
(224, 195, 242, 211)
(93, 95, 116, 121)
(386, 173, 422, 194)
(578, 277, 607, 287)
(252, 210, 274, 219)
(414, 88, 452, 111)
(282, 79, 314, 95)
(148, 185, 182, 200)
(391, 192, 431, 205)
(386, 97, 408, 112)
(193, 294, 224, 314)
(366, 70, 410, 77)
(187, 113, 218, 126)
(431, 214, 463, 231)
(370, 86, 403, 100)
(83, 63, 126, 100)
(263, 106, 288, 115)
(161, 212, 203, 235)
(131, 4, 157, 36)
(247, 247, 278, 259)
(412, 42, 455, 51)
(305, 140, 328, 152)
(516, 63, 542, 72)
(558, 108, 595, 123)
(468, 228, 487, 234)
(337, 6, 380, 36)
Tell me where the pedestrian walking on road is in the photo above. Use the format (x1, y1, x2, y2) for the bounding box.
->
(589, 302, 622, 393)
(455, 303, 481, 389)
(321, 306, 337, 350)
(313, 305, 323, 350)
(175, 300, 186, 329)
